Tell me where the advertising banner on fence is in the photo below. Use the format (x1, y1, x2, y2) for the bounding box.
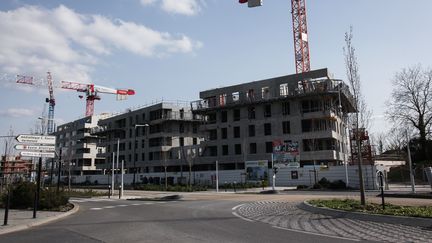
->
(272, 140, 300, 168)
(245, 160, 268, 182)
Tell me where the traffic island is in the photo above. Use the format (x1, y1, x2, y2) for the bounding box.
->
(299, 199, 432, 228)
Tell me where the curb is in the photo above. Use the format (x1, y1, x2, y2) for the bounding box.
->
(0, 203, 79, 235)
(299, 201, 432, 229)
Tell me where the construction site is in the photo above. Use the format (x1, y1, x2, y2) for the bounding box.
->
(1, 0, 386, 189)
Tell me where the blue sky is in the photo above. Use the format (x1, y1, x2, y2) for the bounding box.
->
(1, 0, 431, 148)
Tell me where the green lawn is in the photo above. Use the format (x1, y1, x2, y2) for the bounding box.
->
(308, 199, 432, 218)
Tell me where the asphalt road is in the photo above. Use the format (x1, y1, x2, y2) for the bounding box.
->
(0, 197, 373, 243)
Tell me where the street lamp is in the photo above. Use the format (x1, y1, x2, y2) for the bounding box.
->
(133, 124, 149, 188)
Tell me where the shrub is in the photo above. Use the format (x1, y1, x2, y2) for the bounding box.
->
(296, 185, 309, 189)
(329, 180, 347, 190)
(318, 177, 331, 188)
(1, 182, 70, 211)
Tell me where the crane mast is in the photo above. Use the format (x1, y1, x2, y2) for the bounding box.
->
(46, 72, 55, 134)
(291, 0, 310, 74)
(239, 0, 311, 74)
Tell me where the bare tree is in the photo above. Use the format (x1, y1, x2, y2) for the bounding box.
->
(182, 146, 197, 190)
(386, 65, 432, 160)
(343, 26, 366, 206)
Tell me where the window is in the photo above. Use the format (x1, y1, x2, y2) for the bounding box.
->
(141, 139, 145, 148)
(264, 123, 272, 136)
(234, 126, 240, 138)
(221, 128, 227, 139)
(265, 142, 273, 153)
(128, 142, 132, 150)
(262, 86, 270, 99)
(249, 143, 257, 154)
(209, 129, 217, 140)
(208, 113, 216, 124)
(192, 124, 198, 133)
(248, 125, 255, 137)
(193, 138, 197, 145)
(282, 102, 290, 115)
(221, 110, 228, 123)
(149, 152, 153, 161)
(280, 83, 289, 97)
(282, 121, 291, 134)
(179, 123, 184, 133)
(232, 92, 240, 102)
(233, 109, 241, 121)
(208, 146, 218, 156)
(141, 153, 145, 161)
(222, 145, 229, 155)
(235, 144, 242, 155)
(301, 99, 322, 113)
(248, 106, 256, 119)
(219, 93, 227, 106)
(179, 137, 184, 147)
(135, 140, 138, 149)
(264, 104, 272, 117)
(247, 89, 255, 100)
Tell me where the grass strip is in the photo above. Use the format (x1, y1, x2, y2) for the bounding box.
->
(309, 198, 432, 218)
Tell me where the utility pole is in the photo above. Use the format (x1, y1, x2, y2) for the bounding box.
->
(215, 160, 219, 193)
(111, 152, 115, 196)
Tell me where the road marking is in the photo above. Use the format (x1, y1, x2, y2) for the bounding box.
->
(131, 203, 142, 206)
(232, 212, 254, 222)
(117, 205, 128, 207)
(104, 206, 115, 209)
(232, 204, 244, 211)
(89, 208, 103, 210)
(272, 226, 361, 242)
(144, 202, 154, 205)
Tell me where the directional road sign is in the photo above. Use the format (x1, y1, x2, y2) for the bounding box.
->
(14, 144, 56, 152)
(20, 151, 55, 158)
(15, 134, 56, 144)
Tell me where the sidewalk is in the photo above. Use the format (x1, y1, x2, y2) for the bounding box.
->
(0, 204, 79, 235)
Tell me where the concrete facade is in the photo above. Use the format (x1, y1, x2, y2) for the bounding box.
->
(190, 68, 356, 170)
(93, 102, 203, 176)
(55, 114, 110, 175)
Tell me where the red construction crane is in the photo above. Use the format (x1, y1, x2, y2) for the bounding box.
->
(16, 72, 56, 134)
(239, 0, 311, 74)
(60, 81, 135, 117)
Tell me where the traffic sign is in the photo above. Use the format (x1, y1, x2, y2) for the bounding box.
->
(14, 144, 55, 152)
(15, 134, 56, 144)
(20, 151, 55, 158)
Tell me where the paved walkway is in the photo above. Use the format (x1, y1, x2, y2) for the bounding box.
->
(233, 201, 432, 243)
(0, 204, 79, 235)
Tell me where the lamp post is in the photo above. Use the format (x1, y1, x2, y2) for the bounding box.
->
(133, 124, 149, 189)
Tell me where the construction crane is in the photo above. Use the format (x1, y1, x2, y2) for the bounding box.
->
(239, 0, 311, 74)
(16, 72, 56, 134)
(60, 81, 135, 117)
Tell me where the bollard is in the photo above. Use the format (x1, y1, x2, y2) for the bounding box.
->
(3, 187, 11, 226)
(118, 185, 122, 199)
(233, 181, 237, 193)
(108, 185, 111, 199)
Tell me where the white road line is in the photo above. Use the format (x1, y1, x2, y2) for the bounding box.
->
(272, 226, 361, 242)
(103, 206, 115, 209)
(232, 212, 254, 222)
(117, 205, 128, 207)
(131, 203, 142, 206)
(232, 204, 244, 211)
(144, 202, 154, 205)
(89, 208, 103, 210)
(70, 200, 84, 203)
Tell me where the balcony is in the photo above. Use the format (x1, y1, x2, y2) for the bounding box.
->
(191, 78, 356, 113)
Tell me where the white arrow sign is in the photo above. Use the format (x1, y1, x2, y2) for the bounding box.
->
(16, 134, 56, 145)
(14, 144, 55, 152)
(20, 151, 55, 158)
